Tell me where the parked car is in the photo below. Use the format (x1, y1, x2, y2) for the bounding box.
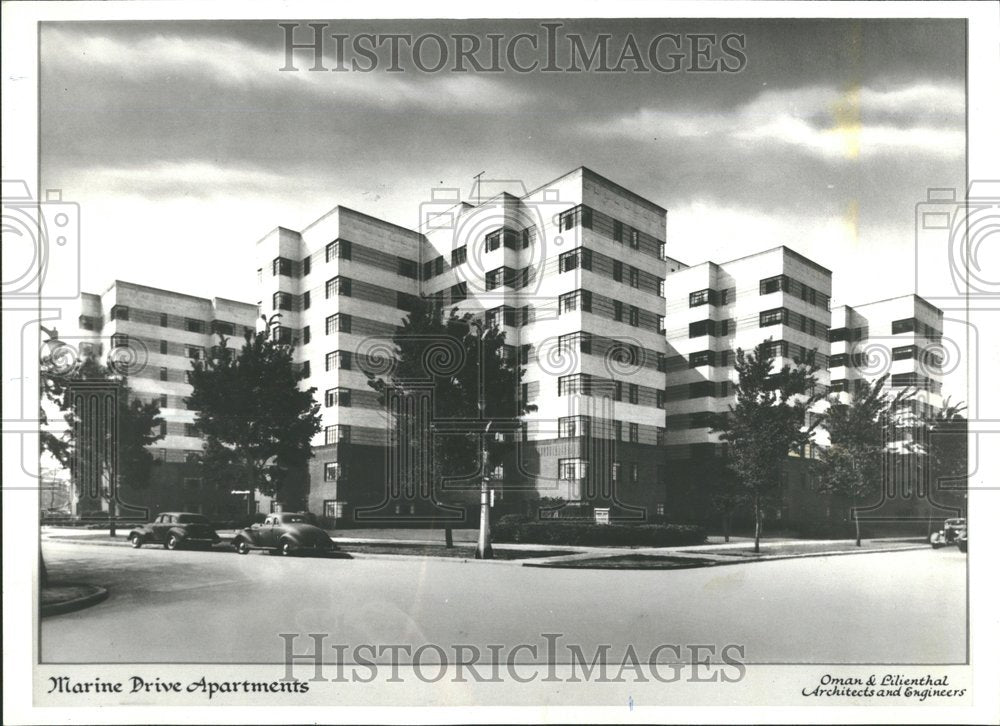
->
(129, 512, 221, 550)
(929, 517, 966, 549)
(232, 512, 341, 557)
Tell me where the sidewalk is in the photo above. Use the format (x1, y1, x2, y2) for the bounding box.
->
(41, 526, 928, 568)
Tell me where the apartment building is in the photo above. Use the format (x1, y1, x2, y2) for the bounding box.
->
(659, 247, 833, 523)
(70, 281, 260, 518)
(255, 168, 689, 522)
(254, 209, 426, 522)
(828, 294, 953, 524)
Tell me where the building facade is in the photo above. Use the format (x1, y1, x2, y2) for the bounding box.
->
(69, 281, 261, 519)
(659, 247, 833, 524)
(236, 166, 954, 531)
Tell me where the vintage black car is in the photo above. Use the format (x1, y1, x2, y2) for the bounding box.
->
(128, 512, 221, 550)
(232, 512, 340, 557)
(929, 517, 967, 549)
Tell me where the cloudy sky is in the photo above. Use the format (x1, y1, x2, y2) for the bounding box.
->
(41, 18, 965, 311)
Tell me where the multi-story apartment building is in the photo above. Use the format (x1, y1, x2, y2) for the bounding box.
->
(69, 281, 259, 518)
(255, 168, 688, 522)
(828, 294, 953, 524)
(829, 294, 944, 406)
(254, 209, 426, 521)
(660, 247, 833, 523)
(250, 167, 953, 532)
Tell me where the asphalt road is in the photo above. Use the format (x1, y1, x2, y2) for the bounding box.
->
(40, 540, 967, 665)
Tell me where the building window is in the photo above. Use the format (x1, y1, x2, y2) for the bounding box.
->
(324, 499, 345, 518)
(325, 351, 351, 371)
(613, 219, 623, 243)
(892, 318, 916, 335)
(558, 331, 592, 355)
(485, 230, 502, 252)
(559, 290, 591, 315)
(326, 239, 351, 262)
(272, 292, 293, 311)
(110, 305, 129, 321)
(185, 318, 205, 334)
(303, 291, 311, 310)
(630, 463, 639, 482)
(613, 300, 624, 322)
(158, 394, 168, 408)
(613, 260, 623, 282)
(303, 256, 311, 276)
(301, 360, 310, 378)
(185, 345, 203, 360)
(656, 390, 666, 409)
(759, 308, 786, 327)
(558, 416, 590, 438)
(326, 276, 351, 298)
(689, 350, 715, 368)
(451, 246, 467, 266)
(628, 422, 639, 441)
(559, 247, 592, 273)
(397, 257, 418, 279)
(302, 326, 311, 345)
(326, 313, 351, 335)
(760, 275, 785, 295)
(689, 289, 711, 307)
(630, 229, 640, 249)
(628, 383, 639, 404)
(656, 503, 665, 516)
(629, 305, 639, 327)
(324, 463, 343, 482)
(326, 387, 351, 407)
(272, 325, 293, 344)
(184, 423, 198, 437)
(892, 345, 917, 361)
(558, 374, 589, 396)
(613, 420, 623, 441)
(450, 282, 467, 303)
(613, 380, 623, 401)
(111, 332, 129, 349)
(159, 312, 168, 327)
(325, 425, 351, 445)
(611, 462, 621, 482)
(159, 367, 168, 382)
(272, 257, 293, 277)
(629, 267, 639, 288)
(558, 458, 588, 480)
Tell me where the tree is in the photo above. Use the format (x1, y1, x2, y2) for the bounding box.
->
(711, 340, 821, 553)
(925, 396, 968, 515)
(41, 347, 164, 536)
(187, 316, 321, 507)
(367, 297, 535, 552)
(817, 375, 907, 546)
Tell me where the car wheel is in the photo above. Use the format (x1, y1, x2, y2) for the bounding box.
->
(958, 539, 968, 553)
(234, 538, 250, 555)
(165, 534, 181, 550)
(130, 533, 143, 549)
(280, 541, 294, 557)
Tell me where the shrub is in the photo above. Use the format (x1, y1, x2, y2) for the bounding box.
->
(493, 517, 706, 547)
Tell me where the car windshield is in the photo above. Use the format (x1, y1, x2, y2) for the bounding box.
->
(177, 514, 209, 524)
(281, 515, 306, 523)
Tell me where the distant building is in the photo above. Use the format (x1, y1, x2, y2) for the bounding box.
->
(67, 280, 263, 519)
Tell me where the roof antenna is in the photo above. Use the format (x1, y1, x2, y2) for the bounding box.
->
(474, 170, 485, 205)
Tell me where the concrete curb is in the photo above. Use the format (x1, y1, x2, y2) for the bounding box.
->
(41, 584, 109, 616)
(523, 544, 930, 569)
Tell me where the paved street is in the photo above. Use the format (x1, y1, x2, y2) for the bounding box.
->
(41, 540, 966, 665)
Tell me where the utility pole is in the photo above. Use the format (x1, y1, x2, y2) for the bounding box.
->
(476, 420, 494, 560)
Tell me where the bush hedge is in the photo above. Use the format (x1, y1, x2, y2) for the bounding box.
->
(493, 515, 706, 547)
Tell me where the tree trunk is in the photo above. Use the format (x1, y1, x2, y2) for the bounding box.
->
(722, 511, 731, 543)
(854, 496, 861, 547)
(753, 497, 761, 554)
(109, 488, 117, 538)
